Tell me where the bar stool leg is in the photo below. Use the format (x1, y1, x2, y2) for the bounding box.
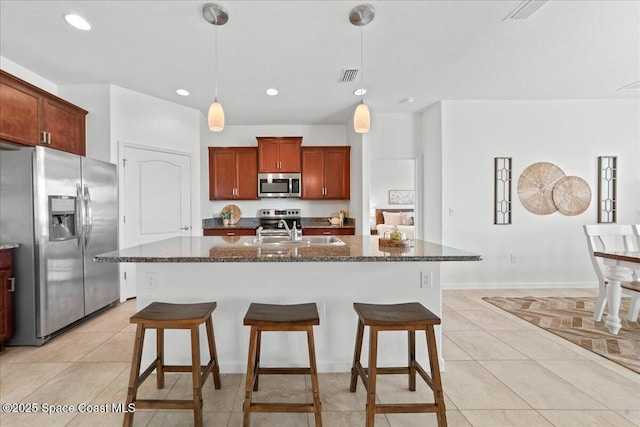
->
(349, 319, 365, 392)
(124, 324, 145, 427)
(306, 325, 323, 427)
(366, 327, 379, 427)
(205, 316, 222, 389)
(408, 330, 416, 391)
(426, 325, 447, 427)
(253, 330, 262, 391)
(156, 328, 164, 389)
(189, 325, 204, 427)
(243, 326, 259, 427)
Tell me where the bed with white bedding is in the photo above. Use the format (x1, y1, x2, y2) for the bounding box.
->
(374, 209, 415, 239)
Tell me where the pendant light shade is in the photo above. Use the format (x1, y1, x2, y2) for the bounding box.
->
(350, 4, 374, 134)
(208, 99, 225, 132)
(203, 3, 229, 133)
(353, 101, 370, 133)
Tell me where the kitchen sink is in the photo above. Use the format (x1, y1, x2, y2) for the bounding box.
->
(244, 236, 346, 246)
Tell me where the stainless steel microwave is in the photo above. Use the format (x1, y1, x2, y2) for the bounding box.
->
(257, 173, 301, 198)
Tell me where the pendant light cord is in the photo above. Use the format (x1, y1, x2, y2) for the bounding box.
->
(214, 19, 219, 101)
(360, 24, 364, 102)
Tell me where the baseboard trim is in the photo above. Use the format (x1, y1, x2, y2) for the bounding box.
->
(443, 281, 598, 290)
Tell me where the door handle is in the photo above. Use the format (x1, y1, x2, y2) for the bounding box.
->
(40, 131, 48, 144)
(47, 132, 51, 145)
(8, 277, 15, 292)
(76, 184, 83, 247)
(83, 184, 93, 247)
(180, 226, 190, 230)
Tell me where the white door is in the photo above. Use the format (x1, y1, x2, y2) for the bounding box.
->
(122, 145, 192, 299)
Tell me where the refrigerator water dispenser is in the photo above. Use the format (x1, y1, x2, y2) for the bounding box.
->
(49, 196, 77, 241)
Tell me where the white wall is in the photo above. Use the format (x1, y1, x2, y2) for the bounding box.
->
(200, 124, 353, 221)
(0, 56, 57, 94)
(58, 84, 111, 162)
(437, 99, 640, 288)
(422, 102, 443, 244)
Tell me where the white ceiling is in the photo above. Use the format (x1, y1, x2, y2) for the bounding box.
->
(1, 1, 638, 126)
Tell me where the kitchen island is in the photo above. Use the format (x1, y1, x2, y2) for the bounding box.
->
(95, 236, 481, 372)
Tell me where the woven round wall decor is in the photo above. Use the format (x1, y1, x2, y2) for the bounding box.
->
(517, 162, 565, 215)
(552, 176, 591, 216)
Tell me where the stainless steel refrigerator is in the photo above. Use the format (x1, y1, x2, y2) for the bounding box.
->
(0, 146, 119, 345)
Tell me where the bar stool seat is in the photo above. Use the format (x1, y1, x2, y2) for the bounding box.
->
(243, 303, 322, 427)
(123, 302, 221, 427)
(350, 302, 446, 427)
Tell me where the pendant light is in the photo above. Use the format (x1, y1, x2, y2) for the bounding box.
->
(203, 3, 229, 132)
(350, 4, 375, 134)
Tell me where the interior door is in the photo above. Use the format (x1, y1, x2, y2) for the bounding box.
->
(122, 145, 192, 299)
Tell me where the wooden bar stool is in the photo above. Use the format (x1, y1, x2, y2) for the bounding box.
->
(123, 302, 221, 427)
(349, 302, 446, 427)
(242, 303, 322, 427)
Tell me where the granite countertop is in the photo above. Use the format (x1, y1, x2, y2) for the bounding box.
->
(202, 217, 355, 230)
(94, 236, 481, 263)
(0, 243, 19, 250)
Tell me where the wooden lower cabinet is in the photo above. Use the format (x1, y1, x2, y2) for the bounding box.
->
(203, 228, 256, 237)
(302, 228, 355, 236)
(0, 249, 15, 352)
(0, 70, 87, 155)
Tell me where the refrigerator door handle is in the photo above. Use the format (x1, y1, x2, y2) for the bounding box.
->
(76, 184, 84, 247)
(84, 184, 93, 248)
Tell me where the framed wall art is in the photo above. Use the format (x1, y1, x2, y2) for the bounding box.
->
(388, 190, 414, 205)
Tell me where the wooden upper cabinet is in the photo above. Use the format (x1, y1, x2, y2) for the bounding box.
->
(208, 147, 258, 200)
(301, 146, 350, 200)
(256, 136, 302, 173)
(0, 76, 40, 145)
(0, 70, 87, 155)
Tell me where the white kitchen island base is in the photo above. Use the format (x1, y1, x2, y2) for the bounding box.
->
(134, 261, 443, 373)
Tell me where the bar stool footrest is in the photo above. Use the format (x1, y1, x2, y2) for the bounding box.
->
(250, 402, 318, 413)
(375, 403, 441, 414)
(257, 367, 311, 375)
(134, 399, 198, 410)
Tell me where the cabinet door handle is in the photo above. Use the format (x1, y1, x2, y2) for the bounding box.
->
(47, 132, 52, 145)
(322, 231, 331, 235)
(8, 277, 15, 292)
(40, 131, 47, 144)
(226, 232, 235, 236)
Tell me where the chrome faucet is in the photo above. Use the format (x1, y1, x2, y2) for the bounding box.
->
(278, 219, 301, 241)
(277, 219, 291, 235)
(292, 221, 302, 241)
(256, 226, 264, 243)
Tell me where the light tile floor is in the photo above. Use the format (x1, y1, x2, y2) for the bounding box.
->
(1, 288, 638, 427)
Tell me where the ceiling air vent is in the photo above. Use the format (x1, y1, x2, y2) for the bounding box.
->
(340, 68, 359, 83)
(505, 0, 547, 20)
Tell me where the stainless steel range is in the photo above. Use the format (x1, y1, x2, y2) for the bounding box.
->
(258, 209, 302, 234)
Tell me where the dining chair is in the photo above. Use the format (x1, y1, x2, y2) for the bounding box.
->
(583, 224, 640, 322)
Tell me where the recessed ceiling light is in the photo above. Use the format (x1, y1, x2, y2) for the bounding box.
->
(353, 88, 367, 96)
(64, 14, 91, 31)
(266, 88, 278, 96)
(176, 89, 190, 96)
